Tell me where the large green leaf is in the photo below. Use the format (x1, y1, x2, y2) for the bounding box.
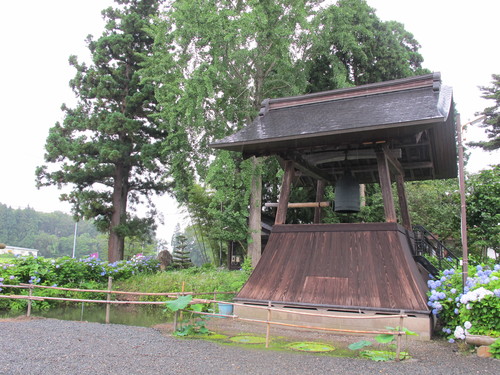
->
(191, 303, 204, 312)
(348, 340, 372, 350)
(165, 295, 193, 312)
(375, 334, 395, 344)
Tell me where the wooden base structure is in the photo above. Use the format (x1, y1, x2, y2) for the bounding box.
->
(235, 223, 433, 339)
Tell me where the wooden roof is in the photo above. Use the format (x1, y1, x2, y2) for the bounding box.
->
(235, 223, 430, 313)
(212, 73, 457, 184)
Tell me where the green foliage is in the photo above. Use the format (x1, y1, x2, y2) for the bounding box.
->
(35, 0, 169, 262)
(348, 340, 372, 350)
(490, 338, 500, 359)
(115, 267, 249, 302)
(171, 232, 193, 269)
(348, 327, 416, 361)
(468, 73, 500, 151)
(405, 179, 460, 244)
(427, 264, 500, 341)
(306, 0, 428, 92)
(140, 0, 429, 263)
(164, 295, 210, 336)
(0, 203, 114, 258)
(466, 165, 500, 259)
(360, 350, 410, 362)
(206, 151, 253, 244)
(375, 334, 395, 344)
(240, 256, 253, 276)
(0, 255, 160, 310)
(164, 295, 193, 312)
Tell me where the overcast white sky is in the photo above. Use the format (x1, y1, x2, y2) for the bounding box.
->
(0, 0, 499, 243)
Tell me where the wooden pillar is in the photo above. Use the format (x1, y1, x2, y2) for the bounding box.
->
(275, 161, 294, 225)
(314, 180, 326, 224)
(395, 174, 412, 230)
(248, 156, 263, 267)
(376, 150, 397, 223)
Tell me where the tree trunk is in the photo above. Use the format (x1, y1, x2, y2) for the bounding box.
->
(248, 156, 262, 267)
(108, 163, 130, 262)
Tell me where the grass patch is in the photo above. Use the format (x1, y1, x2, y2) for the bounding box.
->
(114, 267, 249, 301)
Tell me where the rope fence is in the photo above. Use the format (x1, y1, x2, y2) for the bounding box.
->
(0, 279, 408, 361)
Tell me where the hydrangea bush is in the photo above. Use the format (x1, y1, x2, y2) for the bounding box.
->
(427, 264, 500, 342)
(0, 254, 160, 309)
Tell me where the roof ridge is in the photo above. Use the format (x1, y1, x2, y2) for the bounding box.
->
(266, 73, 440, 111)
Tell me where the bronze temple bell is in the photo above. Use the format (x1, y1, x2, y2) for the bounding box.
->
(334, 172, 360, 213)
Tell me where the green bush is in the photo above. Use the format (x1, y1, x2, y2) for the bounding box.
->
(490, 338, 500, 359)
(427, 263, 500, 342)
(0, 254, 160, 309)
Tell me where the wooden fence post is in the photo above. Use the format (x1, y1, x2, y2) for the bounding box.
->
(395, 310, 404, 361)
(173, 310, 179, 332)
(265, 301, 272, 348)
(105, 277, 112, 324)
(26, 284, 33, 317)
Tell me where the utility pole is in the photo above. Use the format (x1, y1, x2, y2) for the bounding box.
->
(456, 114, 485, 290)
(72, 221, 78, 258)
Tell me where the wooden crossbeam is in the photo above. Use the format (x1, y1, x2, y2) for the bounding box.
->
(265, 202, 330, 208)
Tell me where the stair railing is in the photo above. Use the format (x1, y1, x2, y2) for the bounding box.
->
(412, 225, 460, 271)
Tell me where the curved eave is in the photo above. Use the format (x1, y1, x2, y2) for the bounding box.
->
(211, 117, 444, 155)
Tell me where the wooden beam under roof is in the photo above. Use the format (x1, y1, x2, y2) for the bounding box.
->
(382, 145, 405, 176)
(280, 153, 330, 182)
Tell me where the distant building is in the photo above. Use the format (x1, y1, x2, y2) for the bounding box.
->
(0, 246, 38, 257)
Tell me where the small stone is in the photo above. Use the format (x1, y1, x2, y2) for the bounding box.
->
(477, 345, 492, 358)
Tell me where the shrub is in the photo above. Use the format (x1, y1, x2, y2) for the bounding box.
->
(427, 263, 500, 342)
(0, 254, 160, 309)
(490, 338, 500, 359)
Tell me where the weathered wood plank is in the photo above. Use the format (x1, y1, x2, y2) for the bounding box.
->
(236, 223, 429, 313)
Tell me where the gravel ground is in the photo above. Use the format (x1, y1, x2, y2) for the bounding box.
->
(0, 317, 498, 375)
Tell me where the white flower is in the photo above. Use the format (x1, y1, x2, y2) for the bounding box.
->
(464, 321, 472, 330)
(459, 287, 494, 304)
(454, 326, 466, 340)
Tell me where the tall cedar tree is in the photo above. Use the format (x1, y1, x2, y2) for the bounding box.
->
(36, 0, 168, 262)
(468, 73, 500, 151)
